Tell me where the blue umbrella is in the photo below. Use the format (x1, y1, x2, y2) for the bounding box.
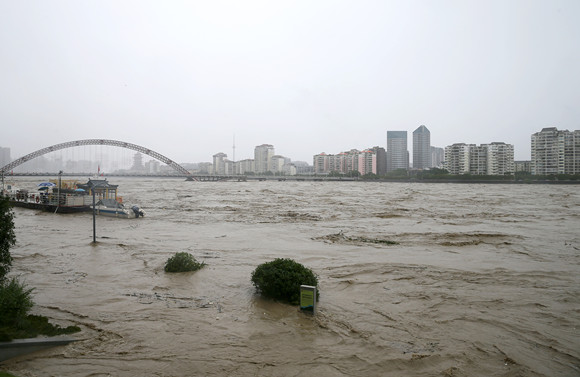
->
(38, 182, 56, 187)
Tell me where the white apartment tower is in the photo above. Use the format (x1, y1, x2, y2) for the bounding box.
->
(486, 142, 514, 175)
(445, 143, 471, 174)
(431, 146, 445, 168)
(254, 144, 275, 174)
(212, 152, 228, 175)
(531, 127, 580, 175)
(0, 147, 10, 168)
(469, 145, 488, 175)
(445, 142, 514, 175)
(412, 125, 431, 169)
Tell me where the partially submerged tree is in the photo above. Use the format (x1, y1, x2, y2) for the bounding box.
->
(251, 258, 319, 305)
(164, 252, 206, 273)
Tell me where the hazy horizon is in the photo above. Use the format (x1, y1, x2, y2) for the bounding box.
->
(2, 1, 579, 164)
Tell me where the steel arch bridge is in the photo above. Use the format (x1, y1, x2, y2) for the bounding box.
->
(0, 139, 193, 178)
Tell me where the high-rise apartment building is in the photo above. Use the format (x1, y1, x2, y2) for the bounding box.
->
(357, 149, 377, 176)
(313, 148, 380, 176)
(445, 143, 471, 175)
(469, 145, 488, 175)
(531, 127, 580, 175)
(270, 155, 286, 173)
(313, 153, 330, 174)
(0, 147, 10, 168)
(445, 142, 514, 175)
(431, 147, 445, 168)
(212, 152, 228, 175)
(371, 146, 387, 176)
(234, 159, 255, 175)
(387, 131, 409, 172)
(254, 144, 275, 173)
(486, 142, 514, 175)
(412, 125, 431, 169)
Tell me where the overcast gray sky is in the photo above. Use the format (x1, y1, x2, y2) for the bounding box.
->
(1, 0, 578, 164)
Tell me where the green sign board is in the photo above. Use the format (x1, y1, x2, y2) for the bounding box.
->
(300, 285, 316, 313)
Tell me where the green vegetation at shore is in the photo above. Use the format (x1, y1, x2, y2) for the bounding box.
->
(326, 168, 580, 182)
(0, 197, 81, 342)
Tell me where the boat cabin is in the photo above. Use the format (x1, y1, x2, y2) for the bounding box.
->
(77, 179, 120, 202)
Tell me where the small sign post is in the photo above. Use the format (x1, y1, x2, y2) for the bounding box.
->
(300, 285, 316, 314)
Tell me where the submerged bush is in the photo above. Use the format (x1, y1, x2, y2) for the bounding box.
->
(251, 258, 319, 305)
(164, 252, 206, 273)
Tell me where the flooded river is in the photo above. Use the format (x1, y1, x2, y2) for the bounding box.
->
(2, 177, 579, 376)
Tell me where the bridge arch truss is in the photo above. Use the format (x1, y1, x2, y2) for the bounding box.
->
(0, 139, 192, 178)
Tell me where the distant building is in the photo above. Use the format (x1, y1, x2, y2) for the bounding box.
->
(412, 125, 431, 169)
(293, 161, 313, 175)
(445, 143, 471, 175)
(313, 153, 330, 174)
(212, 152, 228, 175)
(270, 155, 286, 174)
(313, 148, 380, 175)
(357, 149, 377, 176)
(431, 146, 445, 168)
(486, 142, 514, 175)
(469, 145, 488, 175)
(131, 153, 144, 172)
(515, 160, 531, 173)
(234, 159, 255, 175)
(254, 144, 275, 173)
(387, 131, 409, 172)
(371, 146, 387, 176)
(0, 147, 10, 168)
(531, 127, 580, 175)
(145, 160, 161, 174)
(445, 142, 514, 175)
(282, 163, 297, 176)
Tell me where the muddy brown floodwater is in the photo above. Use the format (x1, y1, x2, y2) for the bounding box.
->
(2, 177, 579, 376)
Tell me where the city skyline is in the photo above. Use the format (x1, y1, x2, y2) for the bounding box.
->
(1, 1, 578, 164)
(2, 126, 578, 176)
(1, 125, 575, 170)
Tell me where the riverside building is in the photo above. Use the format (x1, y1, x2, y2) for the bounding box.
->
(444, 142, 514, 175)
(531, 127, 580, 175)
(431, 146, 445, 168)
(313, 148, 381, 175)
(412, 125, 431, 169)
(254, 144, 275, 174)
(387, 131, 409, 172)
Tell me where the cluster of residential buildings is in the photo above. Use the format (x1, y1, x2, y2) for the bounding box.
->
(314, 125, 445, 175)
(210, 144, 311, 176)
(313, 126, 579, 176)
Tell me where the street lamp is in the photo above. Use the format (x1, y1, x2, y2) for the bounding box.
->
(57, 170, 63, 210)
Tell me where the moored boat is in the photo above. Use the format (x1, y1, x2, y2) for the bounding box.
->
(2, 178, 144, 217)
(77, 178, 145, 218)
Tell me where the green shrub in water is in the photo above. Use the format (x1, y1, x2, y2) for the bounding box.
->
(251, 258, 319, 305)
(164, 252, 206, 273)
